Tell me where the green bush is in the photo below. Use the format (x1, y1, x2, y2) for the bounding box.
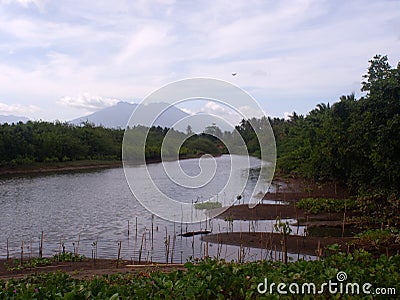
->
(296, 198, 358, 214)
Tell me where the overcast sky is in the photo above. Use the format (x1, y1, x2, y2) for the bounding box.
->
(0, 0, 399, 122)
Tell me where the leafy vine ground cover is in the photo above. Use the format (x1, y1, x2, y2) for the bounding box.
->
(1, 250, 399, 299)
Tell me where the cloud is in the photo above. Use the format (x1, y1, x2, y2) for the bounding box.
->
(0, 0, 399, 121)
(2, 0, 45, 11)
(180, 108, 195, 115)
(283, 112, 291, 120)
(180, 101, 245, 126)
(58, 93, 120, 111)
(0, 102, 40, 116)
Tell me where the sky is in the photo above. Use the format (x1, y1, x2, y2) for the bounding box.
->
(0, 0, 399, 122)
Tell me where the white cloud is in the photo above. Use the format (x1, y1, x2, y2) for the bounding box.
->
(0, 0, 399, 120)
(58, 93, 119, 111)
(180, 108, 195, 115)
(0, 102, 40, 116)
(1, 0, 46, 12)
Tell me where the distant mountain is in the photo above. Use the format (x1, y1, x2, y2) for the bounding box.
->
(70, 102, 138, 128)
(0, 115, 29, 124)
(70, 101, 190, 129)
(70, 101, 235, 133)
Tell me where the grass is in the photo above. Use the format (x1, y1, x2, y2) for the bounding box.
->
(194, 202, 222, 210)
(0, 250, 399, 299)
(5, 252, 86, 271)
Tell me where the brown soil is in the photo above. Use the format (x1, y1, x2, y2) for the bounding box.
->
(263, 176, 350, 201)
(202, 177, 363, 258)
(201, 232, 353, 256)
(210, 203, 356, 223)
(0, 259, 184, 281)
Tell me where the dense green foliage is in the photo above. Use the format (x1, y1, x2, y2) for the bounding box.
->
(0, 122, 225, 167)
(273, 55, 400, 194)
(1, 252, 399, 299)
(123, 125, 225, 163)
(296, 198, 358, 214)
(0, 122, 123, 166)
(352, 228, 400, 249)
(354, 193, 400, 228)
(231, 55, 400, 195)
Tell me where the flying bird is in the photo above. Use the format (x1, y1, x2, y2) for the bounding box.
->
(232, 73, 237, 76)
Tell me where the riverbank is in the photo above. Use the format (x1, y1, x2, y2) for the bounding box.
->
(0, 160, 122, 176)
(0, 153, 222, 177)
(0, 258, 184, 281)
(202, 232, 353, 256)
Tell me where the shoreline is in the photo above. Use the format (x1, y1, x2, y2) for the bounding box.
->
(0, 258, 184, 281)
(0, 153, 224, 177)
(0, 160, 122, 177)
(201, 232, 353, 256)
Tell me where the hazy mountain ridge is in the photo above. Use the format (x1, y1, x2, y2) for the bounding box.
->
(69, 102, 233, 132)
(0, 115, 29, 124)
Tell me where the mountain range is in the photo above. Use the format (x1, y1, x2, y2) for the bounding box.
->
(70, 102, 233, 132)
(0, 102, 234, 132)
(0, 115, 29, 124)
(70, 102, 189, 129)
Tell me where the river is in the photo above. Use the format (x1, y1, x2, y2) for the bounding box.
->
(0, 155, 307, 263)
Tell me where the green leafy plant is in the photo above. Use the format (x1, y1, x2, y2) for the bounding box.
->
(5, 252, 86, 271)
(296, 198, 357, 214)
(194, 201, 222, 210)
(352, 228, 399, 249)
(1, 252, 399, 299)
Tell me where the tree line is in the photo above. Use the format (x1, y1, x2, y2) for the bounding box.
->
(0, 121, 226, 167)
(0, 121, 124, 165)
(238, 55, 400, 195)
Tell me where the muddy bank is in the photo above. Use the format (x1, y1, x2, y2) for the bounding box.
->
(202, 232, 353, 256)
(209, 203, 305, 220)
(209, 204, 355, 224)
(0, 259, 184, 280)
(264, 176, 349, 201)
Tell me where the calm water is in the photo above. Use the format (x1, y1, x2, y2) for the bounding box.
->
(0, 155, 307, 262)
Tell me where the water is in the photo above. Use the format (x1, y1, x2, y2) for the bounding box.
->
(0, 155, 307, 262)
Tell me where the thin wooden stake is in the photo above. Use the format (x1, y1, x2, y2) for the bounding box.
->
(171, 234, 176, 264)
(76, 234, 80, 257)
(6, 239, 9, 260)
(139, 232, 145, 263)
(135, 217, 138, 241)
(117, 241, 122, 268)
(39, 231, 44, 258)
(151, 214, 154, 251)
(20, 241, 24, 266)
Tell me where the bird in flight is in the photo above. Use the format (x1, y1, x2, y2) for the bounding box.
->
(232, 73, 237, 76)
